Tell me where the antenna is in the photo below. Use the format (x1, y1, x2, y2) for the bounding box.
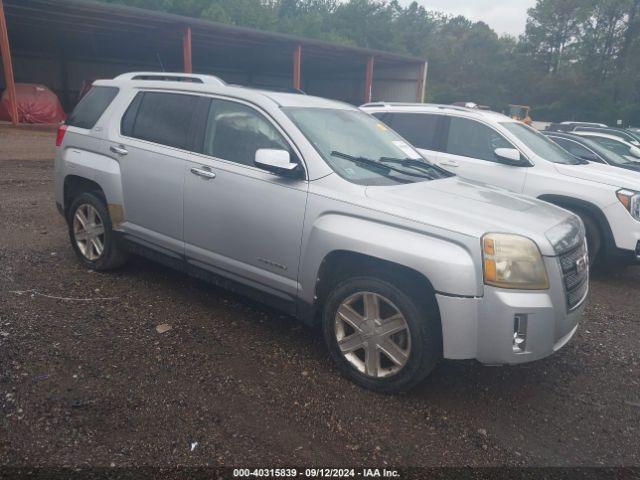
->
(156, 52, 165, 72)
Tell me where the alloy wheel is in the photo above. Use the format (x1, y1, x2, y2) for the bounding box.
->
(334, 291, 411, 378)
(73, 204, 105, 261)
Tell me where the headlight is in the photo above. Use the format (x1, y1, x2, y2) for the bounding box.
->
(482, 233, 549, 290)
(617, 189, 640, 221)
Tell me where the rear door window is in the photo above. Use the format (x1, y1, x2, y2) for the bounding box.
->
(67, 86, 119, 129)
(445, 117, 513, 162)
(121, 91, 200, 150)
(385, 112, 443, 151)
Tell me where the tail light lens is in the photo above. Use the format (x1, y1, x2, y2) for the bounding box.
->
(56, 125, 67, 147)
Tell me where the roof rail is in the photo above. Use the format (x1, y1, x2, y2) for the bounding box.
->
(114, 72, 226, 86)
(360, 101, 474, 112)
(360, 102, 426, 108)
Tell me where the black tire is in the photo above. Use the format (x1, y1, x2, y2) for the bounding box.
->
(576, 212, 602, 266)
(67, 192, 128, 270)
(322, 275, 441, 394)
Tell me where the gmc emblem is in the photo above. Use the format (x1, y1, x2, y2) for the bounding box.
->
(576, 254, 588, 274)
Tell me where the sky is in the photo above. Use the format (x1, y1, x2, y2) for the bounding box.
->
(406, 0, 537, 37)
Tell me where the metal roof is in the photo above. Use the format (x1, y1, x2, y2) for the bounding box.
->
(3, 0, 425, 67)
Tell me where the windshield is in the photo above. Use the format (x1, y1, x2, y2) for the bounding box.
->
(624, 129, 640, 142)
(501, 122, 582, 165)
(587, 136, 635, 157)
(283, 107, 452, 186)
(578, 137, 634, 166)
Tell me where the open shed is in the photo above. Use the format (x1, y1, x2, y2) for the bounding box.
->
(0, 0, 427, 124)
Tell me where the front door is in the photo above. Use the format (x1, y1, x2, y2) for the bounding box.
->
(183, 98, 308, 301)
(434, 116, 528, 193)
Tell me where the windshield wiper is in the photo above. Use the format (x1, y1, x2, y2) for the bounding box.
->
(330, 151, 432, 180)
(379, 157, 453, 178)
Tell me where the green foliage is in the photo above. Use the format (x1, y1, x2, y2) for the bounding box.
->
(97, 0, 640, 125)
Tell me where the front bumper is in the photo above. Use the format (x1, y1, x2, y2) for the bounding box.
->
(436, 256, 586, 365)
(604, 202, 640, 263)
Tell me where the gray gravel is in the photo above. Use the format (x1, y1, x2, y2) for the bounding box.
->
(1, 127, 639, 468)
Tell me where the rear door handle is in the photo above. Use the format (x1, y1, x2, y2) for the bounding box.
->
(190, 167, 216, 179)
(110, 145, 128, 156)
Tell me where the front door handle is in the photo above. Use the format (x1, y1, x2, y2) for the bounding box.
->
(190, 167, 216, 179)
(110, 145, 129, 156)
(439, 160, 459, 168)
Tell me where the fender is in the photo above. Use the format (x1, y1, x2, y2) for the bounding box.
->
(537, 194, 616, 253)
(62, 145, 125, 227)
(298, 213, 480, 308)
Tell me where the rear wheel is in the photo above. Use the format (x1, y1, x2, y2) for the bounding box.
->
(67, 192, 127, 270)
(322, 276, 441, 394)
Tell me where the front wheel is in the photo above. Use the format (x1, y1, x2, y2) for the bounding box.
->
(322, 276, 441, 394)
(67, 192, 127, 270)
(576, 212, 602, 266)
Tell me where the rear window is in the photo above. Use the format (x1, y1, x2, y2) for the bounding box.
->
(121, 91, 200, 150)
(67, 86, 119, 129)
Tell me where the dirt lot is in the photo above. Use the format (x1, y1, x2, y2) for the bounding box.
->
(1, 125, 639, 469)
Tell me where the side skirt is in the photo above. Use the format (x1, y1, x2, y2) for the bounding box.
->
(117, 233, 301, 318)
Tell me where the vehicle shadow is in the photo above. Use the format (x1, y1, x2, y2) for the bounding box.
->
(116, 253, 587, 400)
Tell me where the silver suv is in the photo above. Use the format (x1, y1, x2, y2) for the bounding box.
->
(55, 72, 587, 393)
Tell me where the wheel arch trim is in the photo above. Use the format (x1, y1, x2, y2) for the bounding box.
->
(537, 194, 615, 253)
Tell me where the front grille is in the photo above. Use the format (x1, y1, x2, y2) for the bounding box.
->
(559, 239, 589, 311)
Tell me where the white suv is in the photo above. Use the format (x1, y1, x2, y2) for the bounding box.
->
(361, 103, 640, 265)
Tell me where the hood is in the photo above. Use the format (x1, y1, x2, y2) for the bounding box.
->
(365, 177, 575, 256)
(554, 162, 640, 190)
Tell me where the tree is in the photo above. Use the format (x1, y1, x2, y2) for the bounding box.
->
(96, 0, 640, 125)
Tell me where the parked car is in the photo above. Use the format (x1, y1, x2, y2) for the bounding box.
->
(623, 128, 640, 143)
(546, 121, 607, 132)
(543, 131, 640, 172)
(572, 126, 640, 147)
(361, 102, 640, 266)
(55, 72, 588, 393)
(572, 131, 640, 162)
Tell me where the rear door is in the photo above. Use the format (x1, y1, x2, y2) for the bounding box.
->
(372, 111, 446, 163)
(183, 97, 308, 301)
(437, 116, 528, 193)
(114, 91, 206, 253)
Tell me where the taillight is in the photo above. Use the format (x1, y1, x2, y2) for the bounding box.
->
(56, 125, 67, 147)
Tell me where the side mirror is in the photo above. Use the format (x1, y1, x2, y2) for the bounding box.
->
(629, 146, 640, 158)
(494, 148, 523, 165)
(255, 149, 301, 176)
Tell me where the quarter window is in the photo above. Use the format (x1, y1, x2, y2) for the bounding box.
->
(67, 86, 119, 129)
(446, 117, 513, 162)
(203, 99, 290, 167)
(121, 92, 200, 150)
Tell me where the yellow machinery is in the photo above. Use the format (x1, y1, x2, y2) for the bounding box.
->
(509, 105, 532, 125)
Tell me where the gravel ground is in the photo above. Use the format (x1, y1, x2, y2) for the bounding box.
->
(0, 127, 639, 469)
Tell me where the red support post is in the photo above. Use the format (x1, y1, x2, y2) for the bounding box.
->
(292, 44, 302, 90)
(416, 62, 427, 103)
(0, 0, 18, 125)
(364, 56, 374, 104)
(183, 26, 192, 74)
